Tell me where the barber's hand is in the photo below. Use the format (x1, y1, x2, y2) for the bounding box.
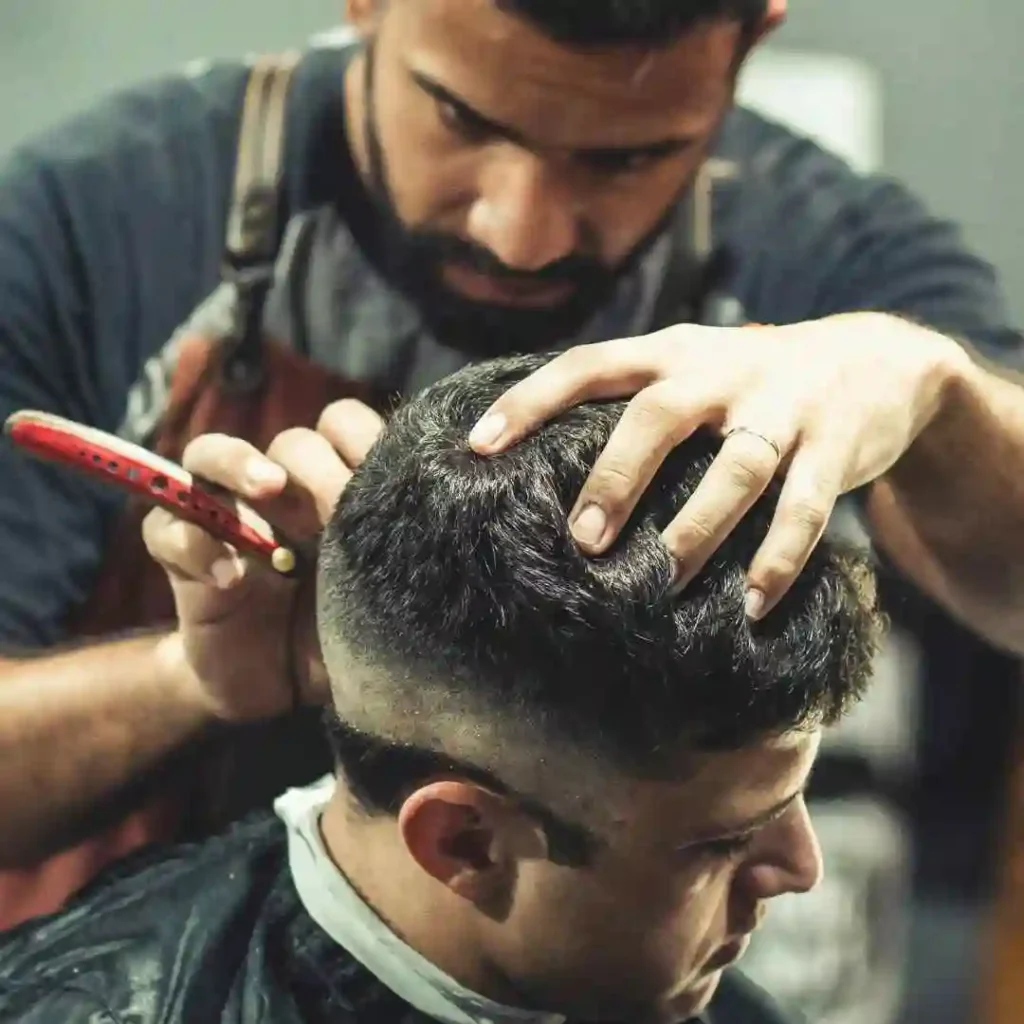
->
(142, 399, 383, 722)
(469, 313, 967, 618)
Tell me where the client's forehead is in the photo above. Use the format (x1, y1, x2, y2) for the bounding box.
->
(608, 731, 821, 850)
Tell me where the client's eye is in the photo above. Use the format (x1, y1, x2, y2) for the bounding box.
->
(700, 832, 757, 859)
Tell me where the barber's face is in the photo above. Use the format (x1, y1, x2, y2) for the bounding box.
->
(344, 0, 748, 352)
(488, 732, 823, 1024)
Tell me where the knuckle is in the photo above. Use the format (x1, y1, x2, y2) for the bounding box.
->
(555, 344, 593, 374)
(316, 398, 366, 433)
(782, 496, 831, 534)
(265, 427, 318, 462)
(180, 432, 232, 470)
(724, 435, 778, 482)
(727, 454, 772, 491)
(552, 343, 611, 395)
(634, 380, 687, 422)
(611, 383, 694, 454)
(140, 508, 166, 554)
(590, 462, 638, 497)
(671, 510, 719, 549)
(143, 515, 202, 571)
(166, 519, 201, 558)
(750, 556, 800, 595)
(315, 406, 337, 435)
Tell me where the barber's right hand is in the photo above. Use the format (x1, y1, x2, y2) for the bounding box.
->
(142, 399, 384, 722)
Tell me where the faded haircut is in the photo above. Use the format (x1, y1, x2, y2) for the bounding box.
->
(317, 354, 882, 854)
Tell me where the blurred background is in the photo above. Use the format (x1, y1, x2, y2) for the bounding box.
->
(0, 3, 1020, 1023)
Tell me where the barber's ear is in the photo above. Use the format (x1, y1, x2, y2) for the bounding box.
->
(398, 782, 528, 912)
(345, 0, 384, 33)
(751, 0, 787, 43)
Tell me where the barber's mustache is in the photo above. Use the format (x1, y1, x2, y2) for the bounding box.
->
(413, 232, 611, 288)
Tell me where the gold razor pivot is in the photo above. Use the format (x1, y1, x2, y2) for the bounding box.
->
(271, 547, 297, 575)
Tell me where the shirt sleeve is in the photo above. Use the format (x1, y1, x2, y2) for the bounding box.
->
(0, 63, 247, 650)
(729, 124, 1023, 369)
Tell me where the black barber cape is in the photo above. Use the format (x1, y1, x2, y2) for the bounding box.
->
(0, 814, 793, 1024)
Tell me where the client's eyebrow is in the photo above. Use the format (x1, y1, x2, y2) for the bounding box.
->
(686, 788, 805, 845)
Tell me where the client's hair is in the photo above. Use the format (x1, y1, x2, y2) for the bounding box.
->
(317, 354, 883, 862)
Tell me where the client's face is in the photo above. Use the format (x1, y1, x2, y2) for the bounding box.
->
(486, 731, 823, 1024)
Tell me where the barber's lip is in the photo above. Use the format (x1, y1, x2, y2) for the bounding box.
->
(441, 263, 574, 307)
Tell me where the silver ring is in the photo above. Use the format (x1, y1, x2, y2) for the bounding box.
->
(724, 426, 782, 461)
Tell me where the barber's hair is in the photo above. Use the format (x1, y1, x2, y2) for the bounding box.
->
(318, 354, 882, 852)
(495, 0, 769, 47)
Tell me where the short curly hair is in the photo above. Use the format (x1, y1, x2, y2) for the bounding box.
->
(317, 353, 882, 861)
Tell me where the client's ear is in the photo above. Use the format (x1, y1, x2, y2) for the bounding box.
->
(398, 782, 533, 916)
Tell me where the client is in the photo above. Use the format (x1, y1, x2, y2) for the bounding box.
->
(0, 353, 883, 1024)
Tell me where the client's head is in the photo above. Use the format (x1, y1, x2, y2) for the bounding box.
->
(316, 353, 883, 1024)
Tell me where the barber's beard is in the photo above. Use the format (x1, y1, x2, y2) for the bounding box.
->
(357, 45, 675, 358)
(365, 193, 625, 357)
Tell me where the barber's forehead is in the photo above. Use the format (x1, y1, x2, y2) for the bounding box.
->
(390, 0, 741, 138)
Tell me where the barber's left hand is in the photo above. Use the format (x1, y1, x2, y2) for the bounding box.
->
(469, 313, 968, 618)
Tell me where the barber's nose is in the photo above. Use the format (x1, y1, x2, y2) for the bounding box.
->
(467, 149, 578, 271)
(745, 799, 824, 900)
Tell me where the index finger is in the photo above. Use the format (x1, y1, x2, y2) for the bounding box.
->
(467, 335, 677, 453)
(264, 427, 355, 530)
(182, 434, 287, 499)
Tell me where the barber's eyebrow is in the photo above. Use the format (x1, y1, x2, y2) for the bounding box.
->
(411, 70, 527, 145)
(686, 787, 806, 845)
(408, 69, 695, 161)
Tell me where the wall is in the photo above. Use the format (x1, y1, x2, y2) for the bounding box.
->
(0, 1, 1021, 322)
(0, 1, 340, 151)
(775, 0, 1024, 323)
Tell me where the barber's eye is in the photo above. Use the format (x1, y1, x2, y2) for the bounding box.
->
(436, 98, 493, 144)
(579, 149, 662, 176)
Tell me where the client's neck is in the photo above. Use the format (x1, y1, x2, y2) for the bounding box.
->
(320, 790, 521, 1006)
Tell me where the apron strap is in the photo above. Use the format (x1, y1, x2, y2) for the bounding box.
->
(221, 51, 301, 390)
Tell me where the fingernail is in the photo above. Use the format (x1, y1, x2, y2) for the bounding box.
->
(469, 412, 507, 450)
(572, 504, 608, 548)
(211, 557, 243, 590)
(745, 588, 766, 621)
(246, 459, 285, 490)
